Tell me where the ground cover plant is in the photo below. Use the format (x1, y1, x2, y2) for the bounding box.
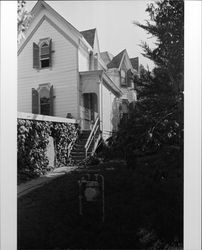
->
(18, 162, 183, 250)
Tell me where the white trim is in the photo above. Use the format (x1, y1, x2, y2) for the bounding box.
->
(18, 15, 78, 55)
(118, 50, 134, 71)
(30, 0, 82, 39)
(17, 112, 77, 124)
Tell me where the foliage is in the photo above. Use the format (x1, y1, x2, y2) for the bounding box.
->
(17, 0, 32, 43)
(18, 119, 79, 183)
(110, 0, 184, 165)
(18, 119, 51, 183)
(51, 122, 79, 166)
(135, 0, 184, 92)
(106, 0, 184, 244)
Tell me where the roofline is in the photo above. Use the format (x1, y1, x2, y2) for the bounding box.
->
(117, 49, 127, 70)
(102, 72, 123, 96)
(18, 15, 78, 55)
(79, 70, 123, 96)
(79, 70, 103, 76)
(80, 36, 93, 52)
(31, 1, 82, 38)
(18, 0, 83, 53)
(107, 49, 125, 69)
(118, 49, 134, 71)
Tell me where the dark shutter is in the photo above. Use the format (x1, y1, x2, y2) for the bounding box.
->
(49, 39, 52, 67)
(50, 85, 54, 116)
(33, 42, 39, 69)
(126, 69, 133, 87)
(32, 88, 39, 114)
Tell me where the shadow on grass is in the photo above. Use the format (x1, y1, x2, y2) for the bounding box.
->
(18, 165, 183, 249)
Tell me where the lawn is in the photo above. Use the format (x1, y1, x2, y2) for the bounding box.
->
(18, 162, 183, 250)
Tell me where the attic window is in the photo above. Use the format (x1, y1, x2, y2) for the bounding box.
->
(120, 70, 126, 86)
(40, 42, 50, 68)
(33, 39, 52, 69)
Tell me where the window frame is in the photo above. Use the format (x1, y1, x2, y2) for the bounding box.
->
(120, 69, 127, 86)
(37, 83, 51, 115)
(38, 38, 51, 69)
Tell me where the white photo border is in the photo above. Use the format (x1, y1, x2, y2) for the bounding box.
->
(0, 1, 201, 250)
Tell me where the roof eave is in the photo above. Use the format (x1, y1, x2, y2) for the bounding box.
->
(102, 72, 123, 96)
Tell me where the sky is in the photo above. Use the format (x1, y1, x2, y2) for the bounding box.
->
(26, 1, 156, 70)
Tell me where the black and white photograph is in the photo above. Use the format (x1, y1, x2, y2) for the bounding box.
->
(0, 0, 201, 249)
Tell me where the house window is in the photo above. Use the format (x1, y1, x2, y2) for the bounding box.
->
(32, 84, 54, 116)
(40, 41, 50, 68)
(39, 86, 50, 115)
(120, 70, 126, 86)
(33, 38, 52, 69)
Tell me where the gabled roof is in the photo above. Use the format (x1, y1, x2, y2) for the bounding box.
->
(100, 51, 114, 65)
(18, 0, 83, 54)
(31, 0, 82, 38)
(80, 28, 96, 48)
(107, 49, 126, 69)
(130, 57, 139, 71)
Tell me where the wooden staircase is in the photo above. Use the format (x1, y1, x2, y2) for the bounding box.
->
(70, 116, 101, 162)
(70, 130, 91, 162)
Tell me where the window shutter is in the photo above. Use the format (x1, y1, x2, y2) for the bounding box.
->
(32, 88, 39, 114)
(50, 85, 54, 116)
(126, 69, 133, 87)
(33, 42, 39, 69)
(49, 39, 52, 67)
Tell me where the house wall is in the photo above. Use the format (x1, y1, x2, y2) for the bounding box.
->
(18, 18, 79, 119)
(101, 81, 120, 140)
(78, 49, 89, 71)
(106, 69, 120, 88)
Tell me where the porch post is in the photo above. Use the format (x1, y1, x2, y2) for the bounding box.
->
(99, 78, 103, 134)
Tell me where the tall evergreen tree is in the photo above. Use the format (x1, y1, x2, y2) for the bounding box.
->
(135, 0, 184, 92)
(111, 0, 184, 167)
(108, 1, 184, 243)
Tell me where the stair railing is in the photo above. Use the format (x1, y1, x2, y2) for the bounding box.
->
(85, 115, 100, 158)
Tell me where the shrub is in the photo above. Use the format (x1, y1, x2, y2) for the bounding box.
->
(17, 119, 79, 184)
(17, 119, 51, 183)
(51, 122, 79, 166)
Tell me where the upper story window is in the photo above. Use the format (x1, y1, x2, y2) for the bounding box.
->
(120, 70, 126, 86)
(33, 38, 52, 69)
(40, 41, 50, 68)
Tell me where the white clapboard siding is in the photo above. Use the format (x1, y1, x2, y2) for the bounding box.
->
(18, 18, 79, 119)
(78, 49, 89, 72)
(102, 83, 117, 140)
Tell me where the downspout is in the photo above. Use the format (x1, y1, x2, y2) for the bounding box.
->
(99, 76, 103, 136)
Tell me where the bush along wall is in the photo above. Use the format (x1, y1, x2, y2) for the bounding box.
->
(17, 119, 79, 184)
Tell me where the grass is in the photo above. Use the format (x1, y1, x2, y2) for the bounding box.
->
(18, 162, 183, 250)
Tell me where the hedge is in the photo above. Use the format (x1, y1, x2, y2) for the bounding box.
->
(17, 119, 79, 184)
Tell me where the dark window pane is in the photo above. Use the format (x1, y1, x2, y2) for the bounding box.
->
(40, 97, 50, 115)
(41, 59, 50, 68)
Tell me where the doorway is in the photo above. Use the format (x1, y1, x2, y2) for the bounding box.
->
(82, 93, 98, 130)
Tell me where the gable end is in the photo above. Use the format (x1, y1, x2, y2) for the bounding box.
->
(18, 15, 78, 56)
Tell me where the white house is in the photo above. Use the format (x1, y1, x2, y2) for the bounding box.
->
(18, 0, 139, 157)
